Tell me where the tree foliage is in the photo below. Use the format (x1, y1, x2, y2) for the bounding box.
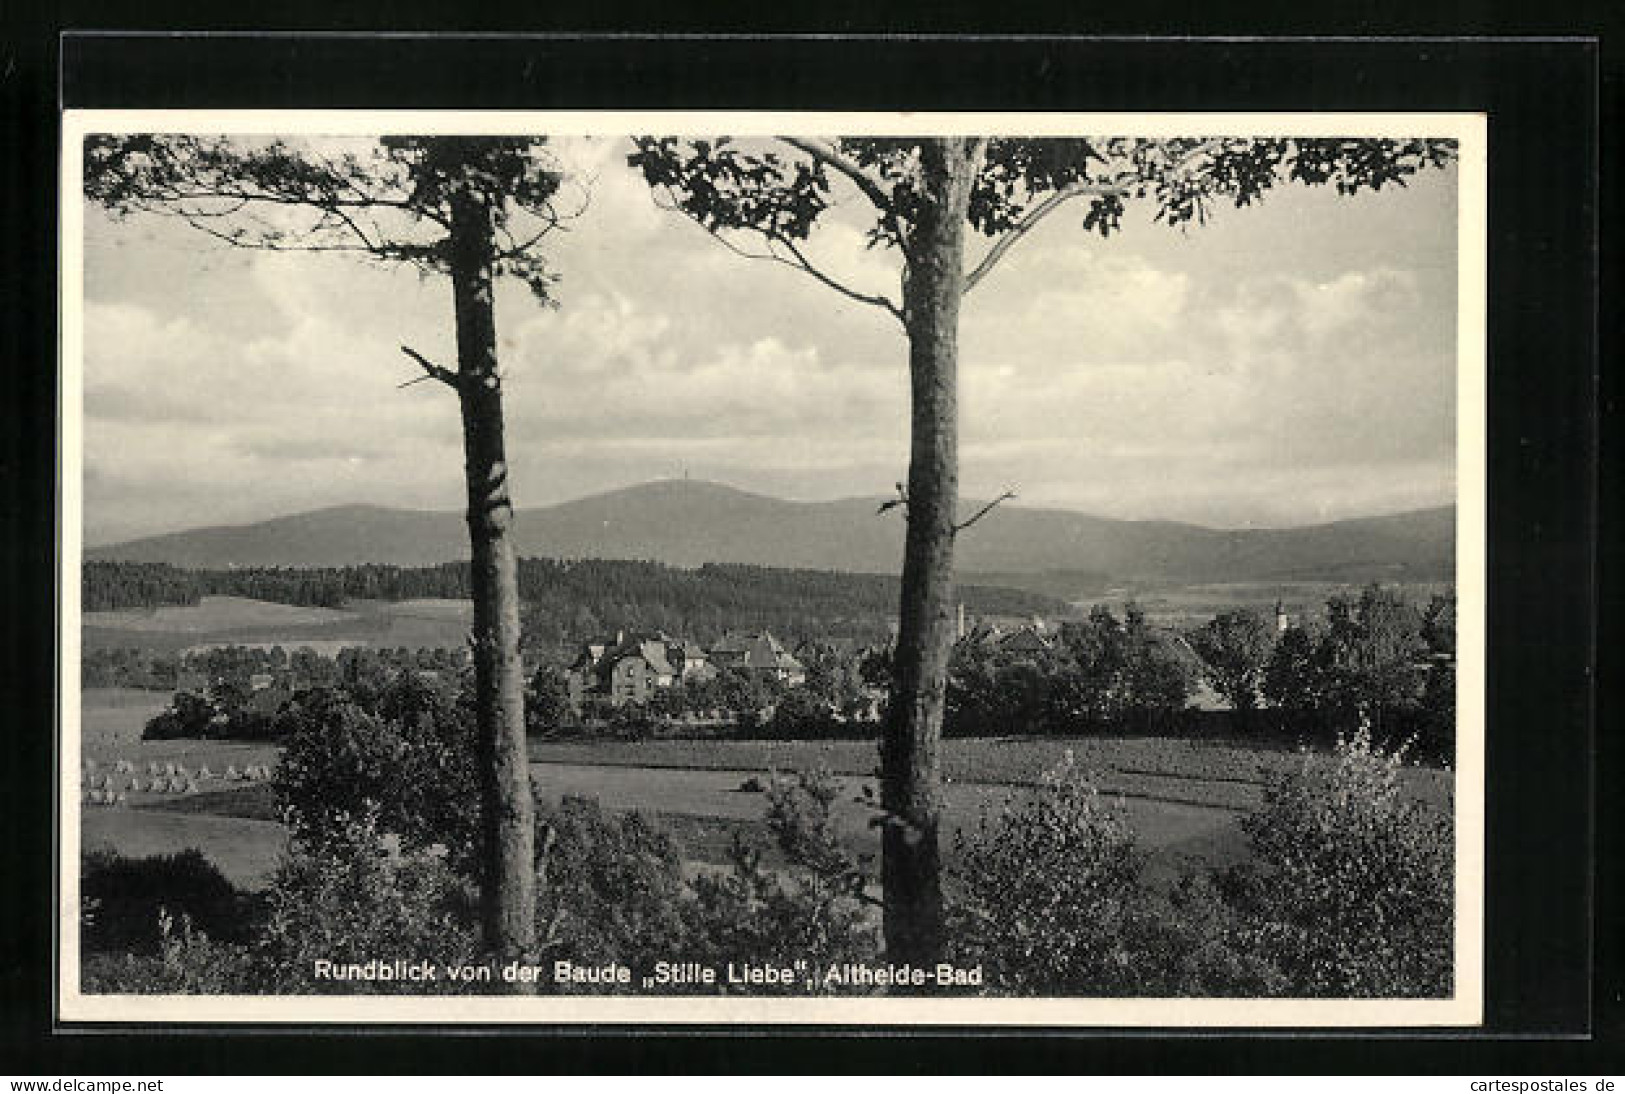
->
(630, 135, 1458, 305)
(1190, 609, 1276, 716)
(273, 674, 482, 873)
(946, 604, 1195, 736)
(85, 135, 574, 297)
(1226, 724, 1454, 996)
(685, 770, 880, 989)
(1322, 586, 1428, 731)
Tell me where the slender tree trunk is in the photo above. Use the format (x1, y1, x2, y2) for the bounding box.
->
(881, 138, 982, 971)
(449, 176, 537, 985)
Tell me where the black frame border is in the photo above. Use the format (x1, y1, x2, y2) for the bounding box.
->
(1, 28, 1611, 1074)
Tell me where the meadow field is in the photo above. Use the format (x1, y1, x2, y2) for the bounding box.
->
(81, 596, 474, 654)
(77, 685, 1450, 893)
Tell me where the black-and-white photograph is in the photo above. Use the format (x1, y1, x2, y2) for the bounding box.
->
(59, 113, 1485, 1025)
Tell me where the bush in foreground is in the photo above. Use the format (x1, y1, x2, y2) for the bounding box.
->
(685, 771, 880, 991)
(82, 908, 260, 995)
(945, 734, 1448, 998)
(533, 795, 693, 984)
(83, 821, 482, 996)
(81, 848, 253, 955)
(253, 811, 483, 994)
(947, 757, 1154, 995)
(274, 679, 481, 873)
(1225, 723, 1453, 997)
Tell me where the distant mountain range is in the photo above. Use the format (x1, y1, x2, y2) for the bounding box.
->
(89, 479, 1455, 587)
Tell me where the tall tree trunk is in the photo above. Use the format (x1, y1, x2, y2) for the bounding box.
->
(449, 177, 537, 985)
(881, 137, 982, 971)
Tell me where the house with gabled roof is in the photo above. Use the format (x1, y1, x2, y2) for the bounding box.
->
(708, 630, 807, 685)
(565, 629, 722, 707)
(998, 624, 1055, 657)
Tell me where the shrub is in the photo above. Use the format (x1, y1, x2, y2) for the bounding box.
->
(82, 908, 259, 995)
(947, 757, 1149, 994)
(86, 815, 485, 996)
(604, 702, 658, 741)
(253, 811, 483, 994)
(1228, 722, 1453, 997)
(273, 681, 481, 873)
(80, 848, 252, 954)
(526, 664, 574, 735)
(1124, 873, 1288, 997)
(533, 796, 692, 986)
(768, 690, 840, 739)
(685, 770, 880, 991)
(142, 690, 215, 741)
(944, 759, 1293, 997)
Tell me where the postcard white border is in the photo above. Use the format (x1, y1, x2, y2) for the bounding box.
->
(58, 109, 1487, 1027)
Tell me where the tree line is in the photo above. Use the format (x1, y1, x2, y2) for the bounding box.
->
(947, 603, 1196, 736)
(938, 585, 1455, 760)
(83, 558, 1064, 650)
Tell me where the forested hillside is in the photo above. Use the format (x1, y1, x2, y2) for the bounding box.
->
(83, 558, 1068, 648)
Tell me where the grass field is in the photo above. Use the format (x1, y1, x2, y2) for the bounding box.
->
(528, 734, 1453, 812)
(81, 808, 287, 889)
(84, 596, 356, 634)
(82, 596, 473, 653)
(76, 686, 1445, 896)
(145, 762, 1249, 887)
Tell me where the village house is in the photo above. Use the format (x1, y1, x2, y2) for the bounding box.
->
(956, 615, 1056, 658)
(706, 631, 807, 685)
(564, 628, 804, 707)
(997, 623, 1055, 657)
(565, 630, 722, 708)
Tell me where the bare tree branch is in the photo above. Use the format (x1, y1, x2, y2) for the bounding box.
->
(876, 481, 909, 515)
(653, 191, 905, 324)
(768, 234, 905, 323)
(962, 182, 1127, 293)
(779, 136, 898, 217)
(399, 344, 460, 390)
(954, 490, 1017, 534)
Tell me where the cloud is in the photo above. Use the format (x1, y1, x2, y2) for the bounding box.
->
(78, 139, 1459, 542)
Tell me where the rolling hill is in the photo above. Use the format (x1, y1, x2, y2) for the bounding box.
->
(90, 479, 1455, 587)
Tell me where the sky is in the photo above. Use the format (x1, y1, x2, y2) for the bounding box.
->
(79, 135, 1460, 547)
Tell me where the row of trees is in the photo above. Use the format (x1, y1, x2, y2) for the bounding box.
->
(89, 643, 468, 694)
(144, 655, 516, 746)
(82, 647, 184, 690)
(82, 561, 203, 612)
(1191, 586, 1456, 758)
(82, 557, 1065, 653)
(130, 584, 1454, 752)
(947, 605, 1195, 736)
